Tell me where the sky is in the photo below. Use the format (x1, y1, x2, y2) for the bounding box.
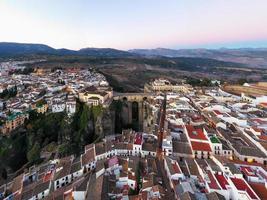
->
(0, 0, 267, 50)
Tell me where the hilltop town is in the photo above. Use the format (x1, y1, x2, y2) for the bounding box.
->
(0, 64, 267, 200)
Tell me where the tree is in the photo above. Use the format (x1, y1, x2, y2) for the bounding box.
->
(79, 104, 90, 131)
(27, 143, 41, 163)
(92, 105, 103, 120)
(58, 116, 71, 143)
(1, 168, 7, 180)
(237, 78, 248, 85)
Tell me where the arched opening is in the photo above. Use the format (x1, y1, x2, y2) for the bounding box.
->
(132, 101, 139, 131)
(132, 101, 139, 121)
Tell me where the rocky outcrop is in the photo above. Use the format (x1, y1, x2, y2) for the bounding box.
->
(94, 107, 115, 137)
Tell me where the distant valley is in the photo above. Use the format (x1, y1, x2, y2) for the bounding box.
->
(130, 48, 267, 68)
(1, 42, 267, 92)
(1, 42, 267, 68)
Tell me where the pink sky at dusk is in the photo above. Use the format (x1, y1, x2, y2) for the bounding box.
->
(0, 0, 267, 50)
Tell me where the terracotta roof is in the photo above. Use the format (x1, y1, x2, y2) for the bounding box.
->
(81, 147, 95, 166)
(173, 141, 192, 155)
(213, 110, 223, 115)
(258, 135, 267, 141)
(251, 126, 262, 133)
(172, 162, 181, 174)
(207, 171, 220, 190)
(186, 125, 208, 141)
(249, 182, 267, 200)
(12, 174, 24, 193)
(54, 157, 72, 180)
(230, 177, 258, 199)
(191, 141, 212, 152)
(85, 143, 94, 152)
(134, 133, 142, 145)
(214, 174, 229, 190)
(32, 180, 50, 196)
(259, 102, 267, 107)
(240, 166, 257, 177)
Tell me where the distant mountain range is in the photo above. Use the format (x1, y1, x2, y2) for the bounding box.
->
(0, 42, 134, 58)
(129, 48, 267, 68)
(1, 42, 267, 68)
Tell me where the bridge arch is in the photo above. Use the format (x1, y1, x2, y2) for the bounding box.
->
(113, 93, 154, 131)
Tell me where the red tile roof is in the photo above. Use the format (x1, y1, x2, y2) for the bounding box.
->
(240, 166, 257, 177)
(251, 126, 262, 133)
(215, 174, 229, 190)
(191, 114, 204, 122)
(229, 159, 267, 169)
(81, 147, 95, 166)
(259, 102, 267, 107)
(207, 171, 220, 190)
(214, 110, 223, 115)
(43, 170, 53, 182)
(191, 141, 212, 152)
(249, 182, 267, 200)
(186, 125, 208, 141)
(251, 118, 267, 125)
(258, 135, 267, 141)
(172, 162, 181, 174)
(134, 134, 142, 145)
(230, 177, 258, 199)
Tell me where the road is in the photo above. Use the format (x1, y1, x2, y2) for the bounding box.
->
(156, 157, 175, 199)
(157, 94, 167, 156)
(155, 94, 175, 199)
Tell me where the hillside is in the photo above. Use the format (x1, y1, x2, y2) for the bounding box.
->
(0, 42, 56, 56)
(129, 48, 267, 68)
(0, 42, 135, 58)
(26, 56, 265, 93)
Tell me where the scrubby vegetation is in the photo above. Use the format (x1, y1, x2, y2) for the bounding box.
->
(0, 86, 17, 99)
(186, 77, 213, 87)
(0, 100, 103, 178)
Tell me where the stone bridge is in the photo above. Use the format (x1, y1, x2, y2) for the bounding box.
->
(113, 92, 155, 131)
(113, 92, 154, 101)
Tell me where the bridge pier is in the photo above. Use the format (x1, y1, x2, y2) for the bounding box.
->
(113, 93, 154, 132)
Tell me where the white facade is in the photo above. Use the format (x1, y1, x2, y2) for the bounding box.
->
(73, 191, 86, 200)
(66, 101, 76, 114)
(52, 103, 66, 113)
(241, 93, 267, 105)
(133, 144, 142, 156)
(162, 136, 173, 156)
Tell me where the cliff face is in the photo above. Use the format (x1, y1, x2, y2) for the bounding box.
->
(94, 107, 115, 137)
